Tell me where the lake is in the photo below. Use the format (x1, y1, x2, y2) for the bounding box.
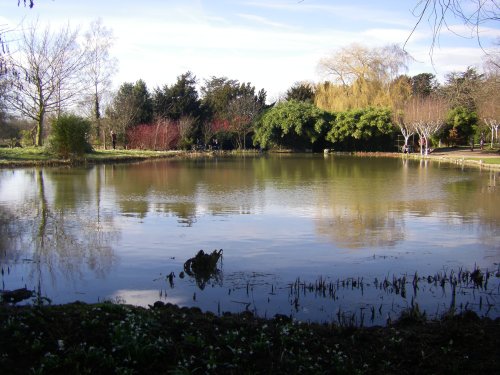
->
(1, 154, 499, 325)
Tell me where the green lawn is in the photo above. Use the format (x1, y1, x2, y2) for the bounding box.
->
(86, 149, 181, 160)
(0, 147, 181, 166)
(466, 157, 500, 165)
(0, 147, 54, 161)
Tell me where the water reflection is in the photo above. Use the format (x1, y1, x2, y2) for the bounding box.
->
(0, 167, 118, 296)
(0, 156, 499, 323)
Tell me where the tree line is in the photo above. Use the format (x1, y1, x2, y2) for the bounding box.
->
(0, 21, 499, 156)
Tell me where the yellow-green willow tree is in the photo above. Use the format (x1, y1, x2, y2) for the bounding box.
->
(315, 43, 412, 112)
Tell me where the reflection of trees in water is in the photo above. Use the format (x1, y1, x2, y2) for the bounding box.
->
(314, 160, 500, 249)
(313, 158, 408, 248)
(443, 170, 500, 221)
(0, 170, 40, 263)
(108, 159, 262, 224)
(0, 207, 27, 262)
(316, 205, 406, 249)
(152, 202, 197, 227)
(37, 168, 118, 281)
(26, 157, 495, 255)
(0, 168, 118, 292)
(442, 170, 500, 249)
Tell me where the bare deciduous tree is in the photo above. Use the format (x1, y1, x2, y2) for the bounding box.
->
(392, 109, 416, 152)
(178, 116, 196, 149)
(477, 74, 500, 147)
(404, 96, 448, 155)
(228, 94, 263, 149)
(484, 38, 500, 71)
(81, 18, 118, 147)
(5, 21, 86, 146)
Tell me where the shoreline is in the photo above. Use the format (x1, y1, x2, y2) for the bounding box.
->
(1, 147, 499, 170)
(347, 148, 500, 171)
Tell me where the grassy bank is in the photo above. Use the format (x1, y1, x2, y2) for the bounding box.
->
(422, 147, 500, 169)
(347, 147, 500, 170)
(0, 302, 498, 374)
(0, 147, 184, 167)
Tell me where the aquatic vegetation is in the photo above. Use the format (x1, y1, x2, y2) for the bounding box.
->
(153, 261, 499, 327)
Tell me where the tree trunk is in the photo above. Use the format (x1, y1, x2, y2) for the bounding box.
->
(94, 91, 101, 143)
(36, 114, 44, 146)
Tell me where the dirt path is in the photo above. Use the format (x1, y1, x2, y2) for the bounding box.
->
(429, 147, 500, 158)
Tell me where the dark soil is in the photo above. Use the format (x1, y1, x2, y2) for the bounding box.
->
(0, 302, 498, 374)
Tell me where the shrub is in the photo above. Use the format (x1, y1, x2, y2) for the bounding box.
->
(20, 129, 36, 147)
(49, 115, 92, 158)
(127, 120, 180, 150)
(440, 107, 478, 146)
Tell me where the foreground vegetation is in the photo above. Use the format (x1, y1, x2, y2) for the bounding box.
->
(0, 302, 498, 374)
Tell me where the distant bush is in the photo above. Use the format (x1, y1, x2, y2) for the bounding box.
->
(20, 129, 36, 147)
(48, 115, 92, 158)
(0, 117, 35, 147)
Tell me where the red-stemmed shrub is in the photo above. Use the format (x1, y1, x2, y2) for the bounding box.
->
(127, 119, 180, 150)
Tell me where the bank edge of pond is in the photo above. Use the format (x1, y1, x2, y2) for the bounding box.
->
(0, 302, 498, 374)
(2, 147, 500, 173)
(0, 149, 189, 168)
(347, 149, 500, 171)
(0, 149, 265, 168)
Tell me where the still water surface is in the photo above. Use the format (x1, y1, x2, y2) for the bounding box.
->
(1, 155, 499, 324)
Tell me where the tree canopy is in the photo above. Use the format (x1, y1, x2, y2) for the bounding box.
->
(326, 107, 394, 151)
(285, 82, 315, 103)
(316, 44, 411, 112)
(153, 71, 201, 121)
(106, 80, 153, 135)
(201, 77, 265, 121)
(253, 100, 330, 150)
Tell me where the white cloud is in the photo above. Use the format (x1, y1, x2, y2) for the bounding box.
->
(408, 46, 485, 82)
(242, 0, 412, 27)
(237, 13, 295, 29)
(361, 28, 417, 45)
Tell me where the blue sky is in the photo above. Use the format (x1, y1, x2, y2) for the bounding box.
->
(1, 0, 498, 100)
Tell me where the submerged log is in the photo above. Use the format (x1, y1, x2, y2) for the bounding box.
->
(183, 249, 223, 289)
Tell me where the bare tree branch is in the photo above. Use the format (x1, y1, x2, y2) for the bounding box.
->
(5, 21, 87, 146)
(405, 0, 499, 59)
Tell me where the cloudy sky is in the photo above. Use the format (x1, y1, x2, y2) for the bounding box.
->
(1, 0, 498, 100)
